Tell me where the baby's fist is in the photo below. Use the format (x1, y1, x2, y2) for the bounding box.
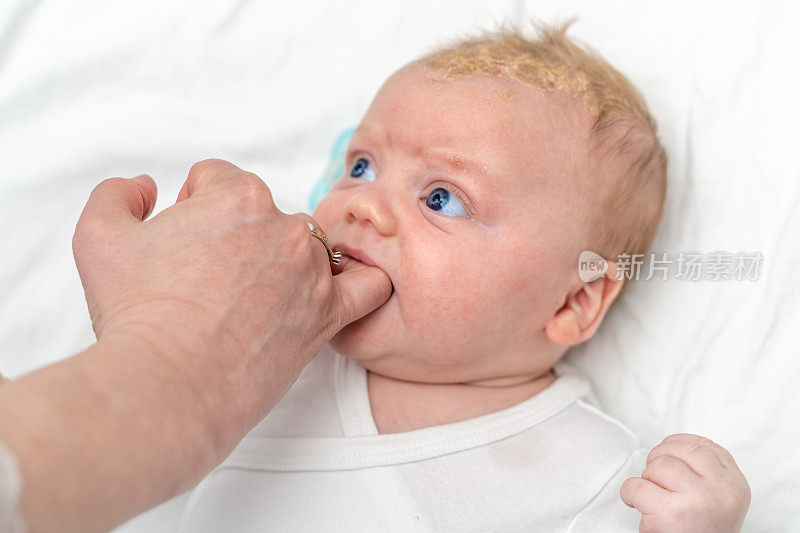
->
(620, 434, 750, 532)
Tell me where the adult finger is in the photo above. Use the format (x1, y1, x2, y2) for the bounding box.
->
(76, 174, 158, 232)
(331, 262, 393, 328)
(619, 476, 671, 515)
(288, 212, 337, 270)
(176, 158, 262, 203)
(286, 212, 393, 329)
(641, 455, 702, 492)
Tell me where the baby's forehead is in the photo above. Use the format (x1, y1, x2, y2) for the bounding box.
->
(376, 65, 593, 141)
(364, 65, 594, 180)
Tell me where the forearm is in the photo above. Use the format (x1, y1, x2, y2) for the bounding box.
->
(0, 335, 223, 533)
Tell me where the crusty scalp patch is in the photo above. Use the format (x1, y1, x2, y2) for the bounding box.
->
(422, 40, 593, 110)
(417, 22, 653, 133)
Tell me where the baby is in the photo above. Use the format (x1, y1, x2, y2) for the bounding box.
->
(178, 24, 750, 531)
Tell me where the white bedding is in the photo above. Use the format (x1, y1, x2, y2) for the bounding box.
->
(1, 1, 798, 531)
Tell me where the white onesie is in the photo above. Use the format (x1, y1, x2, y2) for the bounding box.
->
(178, 344, 647, 532)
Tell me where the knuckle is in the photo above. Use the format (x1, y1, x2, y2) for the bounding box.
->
(189, 158, 224, 179)
(619, 477, 639, 504)
(645, 447, 660, 464)
(650, 455, 681, 475)
(680, 440, 705, 457)
(97, 176, 127, 189)
(88, 177, 128, 203)
(291, 213, 311, 234)
(620, 476, 637, 493)
(292, 218, 314, 250)
(272, 216, 315, 263)
(666, 433, 709, 444)
(239, 171, 266, 189)
(642, 467, 665, 483)
(695, 437, 716, 448)
(230, 174, 274, 214)
(73, 215, 109, 250)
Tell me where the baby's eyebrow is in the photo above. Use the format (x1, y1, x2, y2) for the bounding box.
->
(351, 125, 386, 147)
(443, 153, 486, 177)
(423, 150, 493, 195)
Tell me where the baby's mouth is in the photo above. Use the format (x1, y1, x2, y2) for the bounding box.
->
(330, 251, 395, 295)
(331, 253, 360, 275)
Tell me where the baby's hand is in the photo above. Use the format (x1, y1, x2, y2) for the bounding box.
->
(620, 434, 750, 532)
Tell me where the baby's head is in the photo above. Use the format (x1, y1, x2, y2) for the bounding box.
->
(313, 22, 667, 385)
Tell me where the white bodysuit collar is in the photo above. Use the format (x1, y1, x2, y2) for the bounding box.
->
(221, 346, 591, 472)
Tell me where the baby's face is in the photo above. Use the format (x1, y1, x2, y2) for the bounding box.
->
(312, 65, 596, 383)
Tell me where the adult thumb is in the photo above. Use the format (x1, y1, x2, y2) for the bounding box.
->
(331, 263, 393, 329)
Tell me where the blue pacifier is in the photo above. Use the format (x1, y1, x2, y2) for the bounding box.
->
(308, 127, 355, 212)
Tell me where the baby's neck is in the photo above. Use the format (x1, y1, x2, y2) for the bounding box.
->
(366, 368, 557, 434)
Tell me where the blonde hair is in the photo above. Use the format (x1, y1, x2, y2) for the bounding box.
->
(417, 21, 667, 280)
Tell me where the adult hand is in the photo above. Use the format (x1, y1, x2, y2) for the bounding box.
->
(72, 158, 392, 446)
(0, 159, 391, 533)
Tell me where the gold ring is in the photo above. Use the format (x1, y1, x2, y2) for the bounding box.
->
(307, 222, 342, 265)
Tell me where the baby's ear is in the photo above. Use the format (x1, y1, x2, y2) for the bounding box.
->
(545, 260, 624, 346)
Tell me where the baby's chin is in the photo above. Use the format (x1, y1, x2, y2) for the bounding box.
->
(328, 332, 479, 384)
(329, 329, 556, 386)
(327, 330, 413, 377)
(328, 326, 381, 363)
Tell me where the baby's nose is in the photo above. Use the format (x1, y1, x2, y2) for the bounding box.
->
(345, 189, 398, 236)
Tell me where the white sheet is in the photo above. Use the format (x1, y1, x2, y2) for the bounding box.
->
(1, 1, 798, 531)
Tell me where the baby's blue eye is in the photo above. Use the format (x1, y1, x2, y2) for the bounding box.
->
(350, 158, 376, 182)
(425, 187, 468, 218)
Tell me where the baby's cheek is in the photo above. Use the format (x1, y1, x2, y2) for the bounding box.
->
(310, 195, 333, 225)
(403, 267, 504, 338)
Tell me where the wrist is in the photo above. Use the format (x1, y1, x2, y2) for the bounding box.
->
(95, 331, 233, 467)
(0, 332, 233, 532)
